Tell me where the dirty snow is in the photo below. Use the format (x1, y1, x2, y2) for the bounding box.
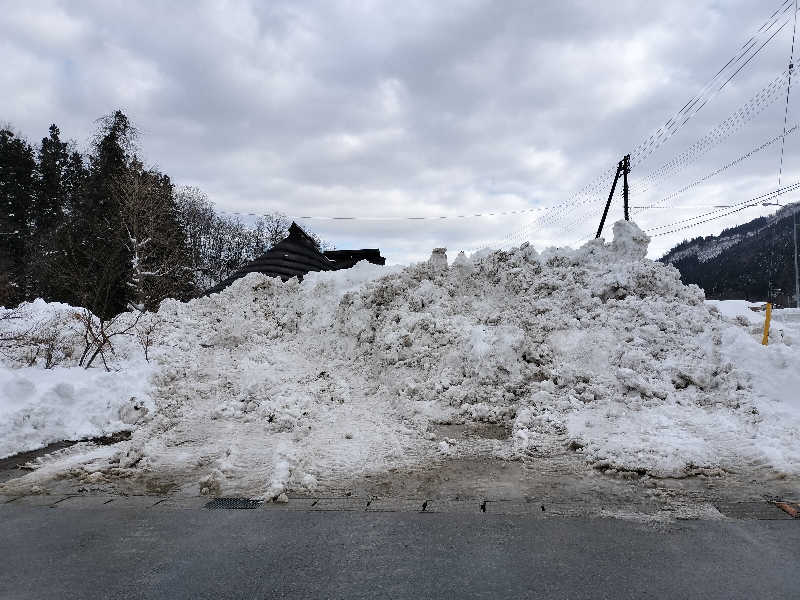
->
(2, 221, 800, 497)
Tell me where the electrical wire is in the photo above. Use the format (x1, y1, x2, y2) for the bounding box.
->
(629, 0, 795, 168)
(778, 0, 799, 189)
(472, 4, 795, 252)
(567, 183, 800, 247)
(631, 69, 791, 196)
(569, 180, 800, 247)
(206, 0, 797, 254)
(645, 181, 800, 234)
(631, 123, 799, 217)
(214, 205, 554, 222)
(503, 4, 797, 250)
(494, 79, 794, 248)
(631, 205, 733, 209)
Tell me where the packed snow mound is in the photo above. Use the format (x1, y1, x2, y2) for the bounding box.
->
(0, 366, 151, 458)
(0, 300, 153, 458)
(3, 223, 800, 496)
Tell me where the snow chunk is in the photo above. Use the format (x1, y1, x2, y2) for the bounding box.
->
(429, 247, 448, 270)
(610, 220, 650, 260)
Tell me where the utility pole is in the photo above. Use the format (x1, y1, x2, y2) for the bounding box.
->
(762, 200, 799, 307)
(775, 0, 797, 305)
(596, 154, 631, 239)
(623, 154, 631, 222)
(794, 206, 799, 308)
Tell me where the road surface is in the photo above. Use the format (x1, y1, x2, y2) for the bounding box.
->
(1, 499, 798, 599)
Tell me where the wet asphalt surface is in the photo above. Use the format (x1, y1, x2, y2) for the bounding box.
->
(1, 498, 799, 600)
(2, 433, 800, 599)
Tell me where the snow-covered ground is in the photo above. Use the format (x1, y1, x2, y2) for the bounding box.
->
(0, 300, 153, 459)
(2, 221, 799, 498)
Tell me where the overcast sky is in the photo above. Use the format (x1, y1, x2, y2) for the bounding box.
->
(3, 0, 800, 263)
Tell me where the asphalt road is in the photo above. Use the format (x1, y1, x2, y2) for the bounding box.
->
(1, 504, 799, 599)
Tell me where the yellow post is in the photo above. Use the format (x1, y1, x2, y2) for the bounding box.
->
(762, 302, 773, 346)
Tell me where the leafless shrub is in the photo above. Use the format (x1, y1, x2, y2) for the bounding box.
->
(175, 186, 331, 293)
(0, 306, 80, 368)
(0, 308, 20, 344)
(116, 166, 193, 310)
(134, 313, 161, 362)
(75, 309, 143, 371)
(27, 321, 76, 368)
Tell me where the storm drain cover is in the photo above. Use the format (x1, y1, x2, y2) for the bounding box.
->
(204, 497, 262, 510)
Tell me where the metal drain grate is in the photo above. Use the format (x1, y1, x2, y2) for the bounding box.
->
(204, 497, 262, 510)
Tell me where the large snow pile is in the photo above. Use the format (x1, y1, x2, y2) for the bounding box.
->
(2, 220, 799, 497)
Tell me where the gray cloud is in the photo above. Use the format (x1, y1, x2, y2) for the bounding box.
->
(2, 0, 798, 262)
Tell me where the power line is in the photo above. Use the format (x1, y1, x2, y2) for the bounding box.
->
(631, 205, 733, 209)
(713, 11, 791, 96)
(541, 106, 794, 243)
(629, 0, 795, 168)
(558, 124, 800, 243)
(631, 69, 792, 196)
(215, 205, 552, 222)
(778, 0, 799, 190)
(528, 2, 797, 243)
(631, 123, 799, 217)
(645, 182, 800, 236)
(210, 1, 798, 253)
(268, 2, 796, 246)
(488, 99, 796, 249)
(500, 4, 797, 250)
(568, 183, 800, 247)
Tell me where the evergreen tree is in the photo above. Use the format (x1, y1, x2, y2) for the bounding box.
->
(29, 124, 72, 298)
(3, 113, 313, 312)
(68, 110, 135, 318)
(0, 128, 36, 306)
(62, 150, 88, 217)
(42, 147, 88, 306)
(35, 124, 69, 231)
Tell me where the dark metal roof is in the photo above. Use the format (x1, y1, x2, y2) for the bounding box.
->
(203, 222, 385, 295)
(323, 249, 386, 270)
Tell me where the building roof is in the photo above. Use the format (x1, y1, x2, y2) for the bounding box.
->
(323, 249, 385, 270)
(204, 222, 385, 295)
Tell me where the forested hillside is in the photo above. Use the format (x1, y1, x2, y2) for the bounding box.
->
(660, 202, 799, 304)
(0, 112, 322, 317)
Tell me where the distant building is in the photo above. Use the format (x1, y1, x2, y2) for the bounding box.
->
(204, 222, 385, 295)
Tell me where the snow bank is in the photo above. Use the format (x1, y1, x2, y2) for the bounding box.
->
(0, 300, 153, 458)
(3, 227, 800, 495)
(705, 299, 764, 323)
(0, 365, 152, 458)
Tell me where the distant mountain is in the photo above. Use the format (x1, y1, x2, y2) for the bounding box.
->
(659, 201, 799, 305)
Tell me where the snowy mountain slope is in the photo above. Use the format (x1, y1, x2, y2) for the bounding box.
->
(661, 201, 800, 301)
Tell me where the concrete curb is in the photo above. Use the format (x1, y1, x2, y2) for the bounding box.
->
(3, 494, 800, 519)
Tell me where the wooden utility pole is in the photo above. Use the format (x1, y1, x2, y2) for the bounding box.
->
(794, 206, 799, 308)
(623, 154, 631, 221)
(596, 154, 631, 239)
